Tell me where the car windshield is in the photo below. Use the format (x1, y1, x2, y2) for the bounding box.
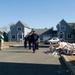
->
(47, 38, 51, 40)
(52, 37, 58, 40)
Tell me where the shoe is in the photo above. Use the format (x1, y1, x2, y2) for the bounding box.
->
(36, 48, 39, 50)
(0, 49, 2, 50)
(33, 51, 35, 53)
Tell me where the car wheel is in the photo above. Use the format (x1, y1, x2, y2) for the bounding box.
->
(58, 41, 60, 44)
(50, 42, 52, 45)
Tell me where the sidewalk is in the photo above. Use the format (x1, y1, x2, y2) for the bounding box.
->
(2, 42, 23, 49)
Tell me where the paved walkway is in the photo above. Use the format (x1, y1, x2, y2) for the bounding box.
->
(0, 46, 70, 75)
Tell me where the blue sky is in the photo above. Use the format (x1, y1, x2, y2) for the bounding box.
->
(0, 0, 75, 30)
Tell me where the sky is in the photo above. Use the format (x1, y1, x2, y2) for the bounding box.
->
(0, 0, 75, 30)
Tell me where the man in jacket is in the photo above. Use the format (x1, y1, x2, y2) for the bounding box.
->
(27, 33, 32, 49)
(24, 36, 28, 48)
(31, 31, 40, 53)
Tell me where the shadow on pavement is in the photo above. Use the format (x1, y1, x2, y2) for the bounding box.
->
(9, 45, 49, 48)
(4, 45, 49, 53)
(3, 50, 33, 53)
(70, 60, 75, 66)
(59, 57, 69, 70)
(0, 61, 70, 75)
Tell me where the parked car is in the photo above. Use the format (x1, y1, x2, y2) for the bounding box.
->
(49, 37, 60, 44)
(44, 38, 51, 44)
(44, 37, 60, 44)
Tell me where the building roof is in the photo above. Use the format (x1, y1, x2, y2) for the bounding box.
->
(18, 20, 30, 29)
(32, 28, 53, 35)
(10, 20, 30, 30)
(0, 28, 7, 33)
(56, 19, 75, 29)
(68, 23, 75, 34)
(68, 23, 75, 29)
(32, 29, 48, 35)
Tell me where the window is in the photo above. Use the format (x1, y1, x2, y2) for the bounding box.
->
(12, 34, 16, 39)
(17, 27, 22, 31)
(67, 33, 72, 39)
(60, 25, 66, 30)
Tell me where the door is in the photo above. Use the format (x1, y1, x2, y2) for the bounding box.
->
(58, 32, 65, 41)
(17, 32, 23, 42)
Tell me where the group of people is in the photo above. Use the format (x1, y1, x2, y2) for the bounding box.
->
(24, 31, 40, 53)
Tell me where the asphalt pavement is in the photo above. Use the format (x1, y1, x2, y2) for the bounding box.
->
(0, 44, 71, 75)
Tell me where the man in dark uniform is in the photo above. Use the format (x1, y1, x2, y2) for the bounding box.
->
(24, 36, 28, 48)
(31, 31, 40, 53)
(27, 33, 32, 49)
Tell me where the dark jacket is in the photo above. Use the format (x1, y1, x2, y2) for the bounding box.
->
(31, 33, 39, 43)
(27, 35, 32, 43)
(24, 36, 27, 43)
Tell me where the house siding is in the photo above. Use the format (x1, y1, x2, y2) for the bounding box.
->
(10, 22, 24, 41)
(24, 27, 31, 37)
(57, 19, 75, 42)
(9, 21, 31, 42)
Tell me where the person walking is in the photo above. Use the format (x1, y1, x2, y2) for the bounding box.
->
(27, 33, 32, 49)
(36, 37, 40, 50)
(0, 33, 4, 50)
(24, 36, 28, 48)
(31, 31, 40, 53)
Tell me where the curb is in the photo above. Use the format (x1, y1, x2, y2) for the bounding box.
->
(2, 46, 9, 49)
(62, 55, 75, 75)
